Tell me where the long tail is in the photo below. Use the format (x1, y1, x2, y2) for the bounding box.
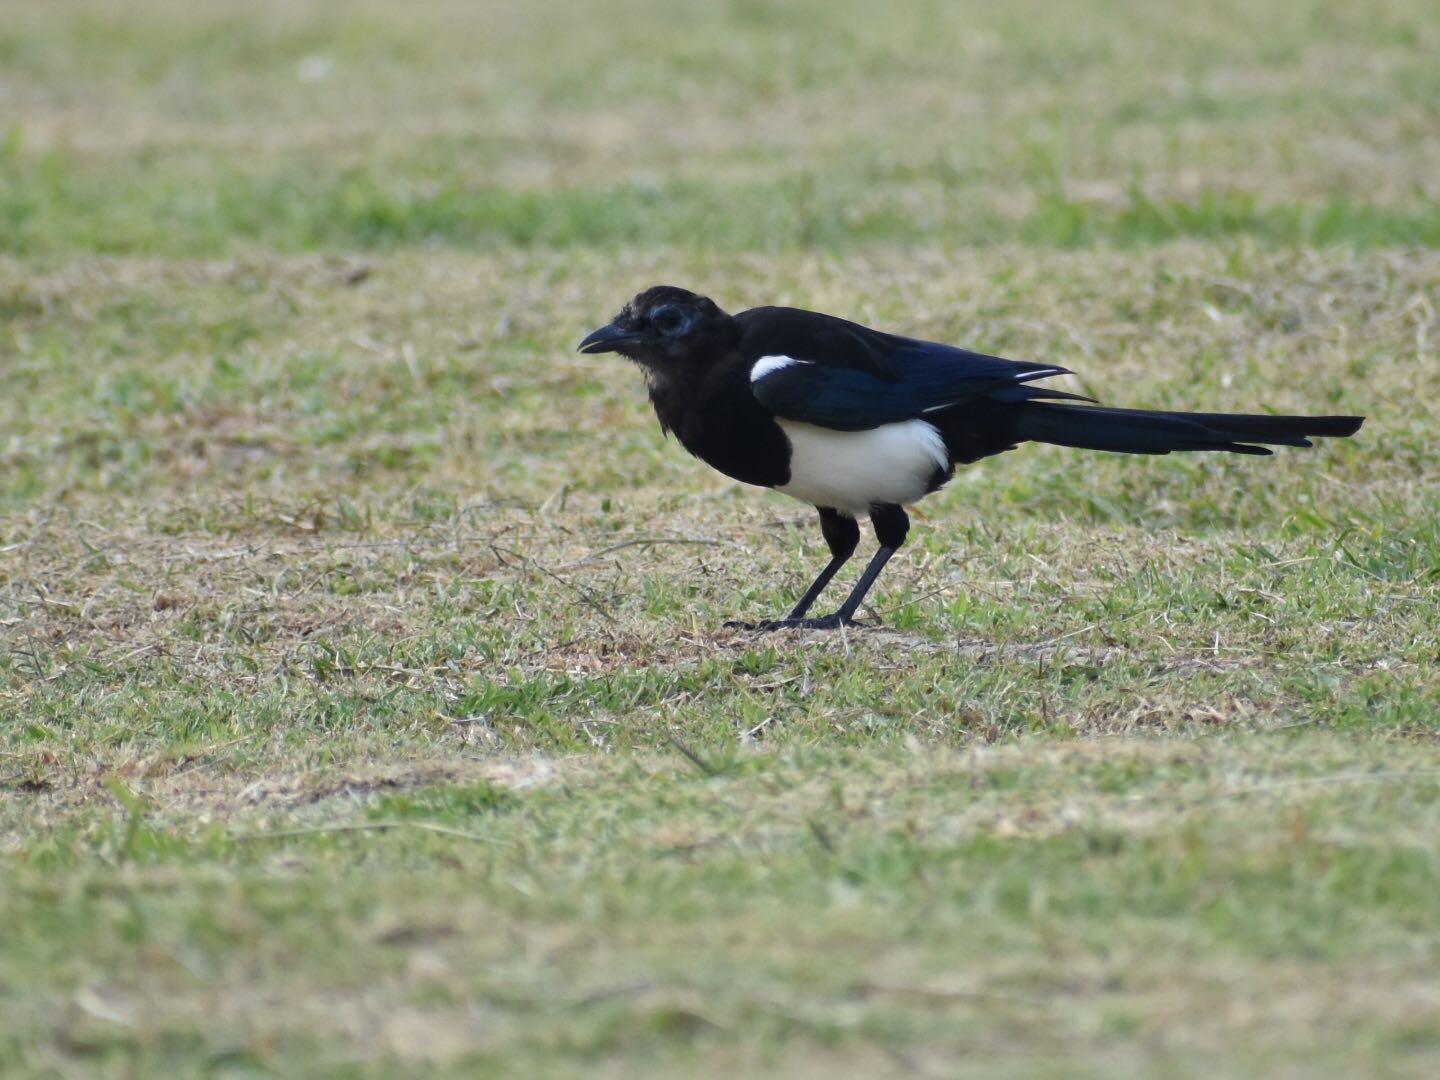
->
(1013, 403, 1364, 457)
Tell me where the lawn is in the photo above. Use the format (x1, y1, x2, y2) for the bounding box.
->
(2, 1, 1438, 1076)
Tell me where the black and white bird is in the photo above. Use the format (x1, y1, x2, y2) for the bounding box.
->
(578, 286, 1363, 631)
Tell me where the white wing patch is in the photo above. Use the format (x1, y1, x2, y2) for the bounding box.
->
(776, 419, 949, 515)
(750, 355, 810, 382)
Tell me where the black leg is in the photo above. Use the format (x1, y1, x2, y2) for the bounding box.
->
(733, 505, 910, 632)
(725, 508, 857, 630)
(786, 508, 860, 618)
(820, 504, 910, 624)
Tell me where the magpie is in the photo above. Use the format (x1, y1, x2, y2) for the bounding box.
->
(578, 286, 1363, 631)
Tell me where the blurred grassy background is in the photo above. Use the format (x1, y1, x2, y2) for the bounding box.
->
(2, 1, 1438, 1077)
(4, 0, 1440, 253)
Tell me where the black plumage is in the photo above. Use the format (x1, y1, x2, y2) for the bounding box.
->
(578, 286, 1363, 630)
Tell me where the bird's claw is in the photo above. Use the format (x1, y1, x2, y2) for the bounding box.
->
(724, 614, 858, 632)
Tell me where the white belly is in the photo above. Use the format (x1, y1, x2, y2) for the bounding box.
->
(775, 419, 949, 515)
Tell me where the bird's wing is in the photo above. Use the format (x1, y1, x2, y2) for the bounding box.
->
(739, 307, 1080, 432)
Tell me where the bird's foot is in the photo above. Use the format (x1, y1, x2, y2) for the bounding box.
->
(724, 613, 858, 632)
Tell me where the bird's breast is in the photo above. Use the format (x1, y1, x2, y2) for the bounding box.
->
(650, 372, 791, 489)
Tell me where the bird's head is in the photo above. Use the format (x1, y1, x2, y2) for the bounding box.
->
(577, 286, 734, 366)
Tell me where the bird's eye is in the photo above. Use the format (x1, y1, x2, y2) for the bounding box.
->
(650, 306, 689, 335)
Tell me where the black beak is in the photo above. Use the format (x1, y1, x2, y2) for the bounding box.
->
(577, 322, 641, 355)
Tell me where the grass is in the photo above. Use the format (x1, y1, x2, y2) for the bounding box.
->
(4, 0, 1440, 257)
(3, 0, 1439, 1076)
(11, 152, 1440, 255)
(8, 744, 1440, 1076)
